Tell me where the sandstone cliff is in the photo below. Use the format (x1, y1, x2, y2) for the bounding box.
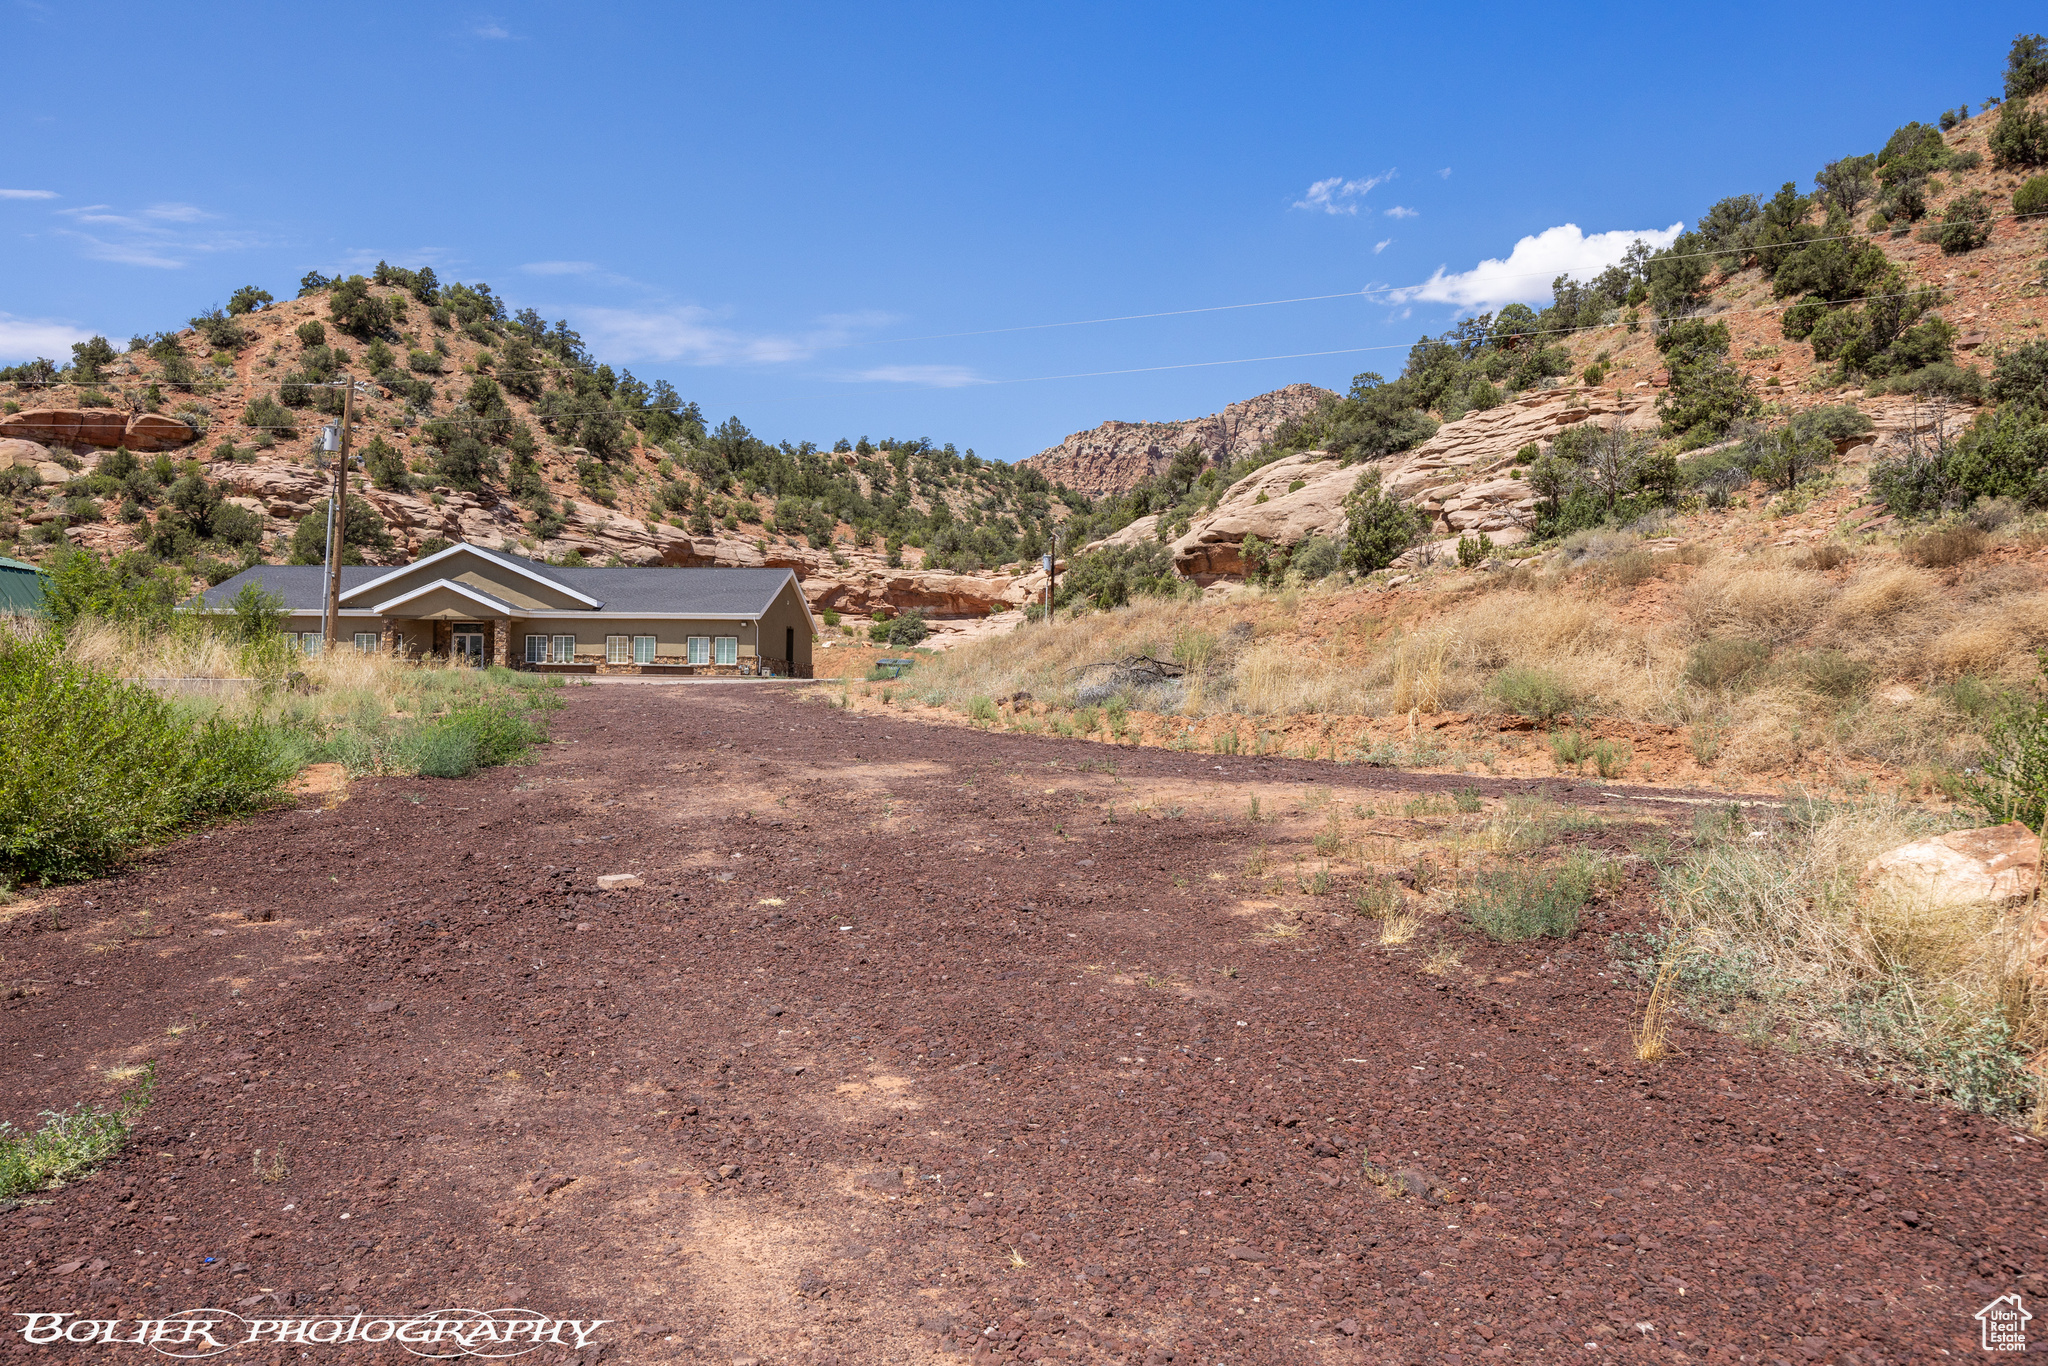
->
(1017, 384, 1335, 499)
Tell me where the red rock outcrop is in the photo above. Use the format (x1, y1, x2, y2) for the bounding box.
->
(0, 408, 195, 451)
(1017, 384, 1335, 498)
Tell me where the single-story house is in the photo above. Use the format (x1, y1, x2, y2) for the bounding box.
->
(198, 543, 818, 676)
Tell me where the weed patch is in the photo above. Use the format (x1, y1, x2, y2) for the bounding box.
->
(0, 1064, 155, 1197)
(1463, 853, 1598, 941)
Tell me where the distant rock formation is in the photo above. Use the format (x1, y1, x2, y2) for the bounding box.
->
(1017, 384, 1335, 499)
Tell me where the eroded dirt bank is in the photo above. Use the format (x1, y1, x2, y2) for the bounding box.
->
(0, 688, 2039, 1365)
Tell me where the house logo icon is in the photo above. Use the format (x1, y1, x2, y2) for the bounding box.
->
(1976, 1293, 2031, 1352)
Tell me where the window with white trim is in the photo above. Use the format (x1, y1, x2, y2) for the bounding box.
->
(686, 636, 710, 666)
(551, 634, 576, 664)
(301, 633, 324, 657)
(352, 632, 378, 653)
(633, 635, 656, 664)
(524, 634, 547, 664)
(605, 635, 631, 665)
(714, 636, 738, 666)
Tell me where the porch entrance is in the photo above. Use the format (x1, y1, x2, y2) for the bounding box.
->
(452, 623, 485, 664)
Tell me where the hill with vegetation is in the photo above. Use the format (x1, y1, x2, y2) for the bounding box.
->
(0, 268, 1109, 623)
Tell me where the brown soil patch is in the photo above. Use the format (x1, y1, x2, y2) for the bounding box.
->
(0, 688, 2036, 1363)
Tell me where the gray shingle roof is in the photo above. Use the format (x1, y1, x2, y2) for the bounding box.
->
(198, 551, 798, 617)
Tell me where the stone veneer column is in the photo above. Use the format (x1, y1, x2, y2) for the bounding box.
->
(493, 619, 511, 667)
(380, 618, 399, 656)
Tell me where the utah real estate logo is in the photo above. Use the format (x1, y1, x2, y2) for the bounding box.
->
(1976, 1293, 2030, 1353)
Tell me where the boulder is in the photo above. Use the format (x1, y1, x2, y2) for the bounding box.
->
(0, 437, 56, 471)
(0, 408, 128, 448)
(1864, 823, 2041, 905)
(124, 413, 196, 451)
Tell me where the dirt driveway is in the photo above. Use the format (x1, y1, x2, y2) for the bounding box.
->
(1, 687, 2040, 1364)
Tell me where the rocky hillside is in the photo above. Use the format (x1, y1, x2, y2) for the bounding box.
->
(0, 274, 1100, 629)
(1016, 383, 1334, 498)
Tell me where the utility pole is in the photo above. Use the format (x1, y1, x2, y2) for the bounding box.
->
(322, 375, 355, 649)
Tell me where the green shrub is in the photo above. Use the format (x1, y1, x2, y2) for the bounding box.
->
(1464, 853, 1596, 941)
(1590, 738, 1632, 779)
(1290, 534, 1342, 581)
(1339, 468, 1420, 573)
(967, 696, 999, 725)
(1686, 637, 1772, 690)
(1055, 541, 1177, 610)
(1455, 534, 1488, 568)
(887, 608, 930, 647)
(0, 634, 293, 884)
(327, 275, 394, 338)
(868, 621, 891, 643)
(1488, 666, 1577, 723)
(286, 496, 395, 565)
(401, 700, 548, 779)
(1549, 730, 1591, 771)
(227, 286, 272, 317)
(1990, 97, 2048, 170)
(295, 320, 326, 348)
(242, 394, 297, 436)
(1990, 339, 2048, 407)
(2014, 174, 2048, 219)
(1926, 191, 1994, 253)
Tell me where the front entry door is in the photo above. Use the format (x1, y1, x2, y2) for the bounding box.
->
(452, 623, 484, 665)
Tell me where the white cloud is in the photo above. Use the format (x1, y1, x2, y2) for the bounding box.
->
(573, 305, 887, 367)
(1437, 167, 1452, 178)
(338, 246, 463, 272)
(51, 199, 255, 269)
(0, 311, 94, 362)
(470, 20, 512, 38)
(849, 364, 986, 388)
(520, 260, 597, 275)
(1292, 170, 1395, 215)
(1387, 221, 1685, 312)
(1383, 205, 1417, 219)
(1373, 239, 1392, 254)
(0, 188, 57, 200)
(142, 202, 210, 223)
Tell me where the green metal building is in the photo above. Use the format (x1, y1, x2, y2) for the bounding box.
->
(0, 556, 48, 616)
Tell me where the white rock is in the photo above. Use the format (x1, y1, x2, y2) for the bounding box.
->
(1864, 823, 2041, 906)
(596, 873, 644, 891)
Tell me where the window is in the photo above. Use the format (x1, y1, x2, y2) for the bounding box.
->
(524, 634, 547, 664)
(352, 632, 378, 653)
(686, 636, 710, 666)
(633, 635, 657, 665)
(714, 636, 738, 666)
(551, 635, 576, 664)
(300, 633, 323, 657)
(605, 635, 631, 665)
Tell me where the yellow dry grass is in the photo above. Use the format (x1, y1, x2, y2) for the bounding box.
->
(1680, 563, 1827, 642)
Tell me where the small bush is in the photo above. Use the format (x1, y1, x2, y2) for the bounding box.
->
(1926, 191, 1994, 254)
(1488, 666, 1577, 723)
(1290, 534, 1342, 581)
(1455, 534, 1488, 569)
(294, 320, 326, 348)
(1685, 637, 1772, 691)
(241, 394, 296, 436)
(1590, 738, 1632, 779)
(968, 696, 998, 725)
(1902, 523, 1989, 567)
(1990, 96, 2048, 170)
(2015, 174, 2048, 219)
(887, 609, 930, 647)
(1464, 854, 1596, 941)
(1795, 649, 1873, 698)
(1550, 730, 1591, 771)
(401, 700, 548, 779)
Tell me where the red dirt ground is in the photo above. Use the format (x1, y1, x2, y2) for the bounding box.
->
(1, 687, 2041, 1365)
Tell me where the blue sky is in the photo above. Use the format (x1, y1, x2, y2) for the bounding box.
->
(0, 2, 2035, 460)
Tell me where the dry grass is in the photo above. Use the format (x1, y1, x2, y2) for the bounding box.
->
(900, 532, 2047, 787)
(1663, 798, 2045, 1114)
(1377, 913, 1421, 946)
(1632, 952, 1691, 1062)
(1389, 631, 1455, 714)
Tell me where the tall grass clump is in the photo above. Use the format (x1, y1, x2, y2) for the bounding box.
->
(0, 1064, 156, 1197)
(1661, 797, 2044, 1115)
(0, 631, 293, 884)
